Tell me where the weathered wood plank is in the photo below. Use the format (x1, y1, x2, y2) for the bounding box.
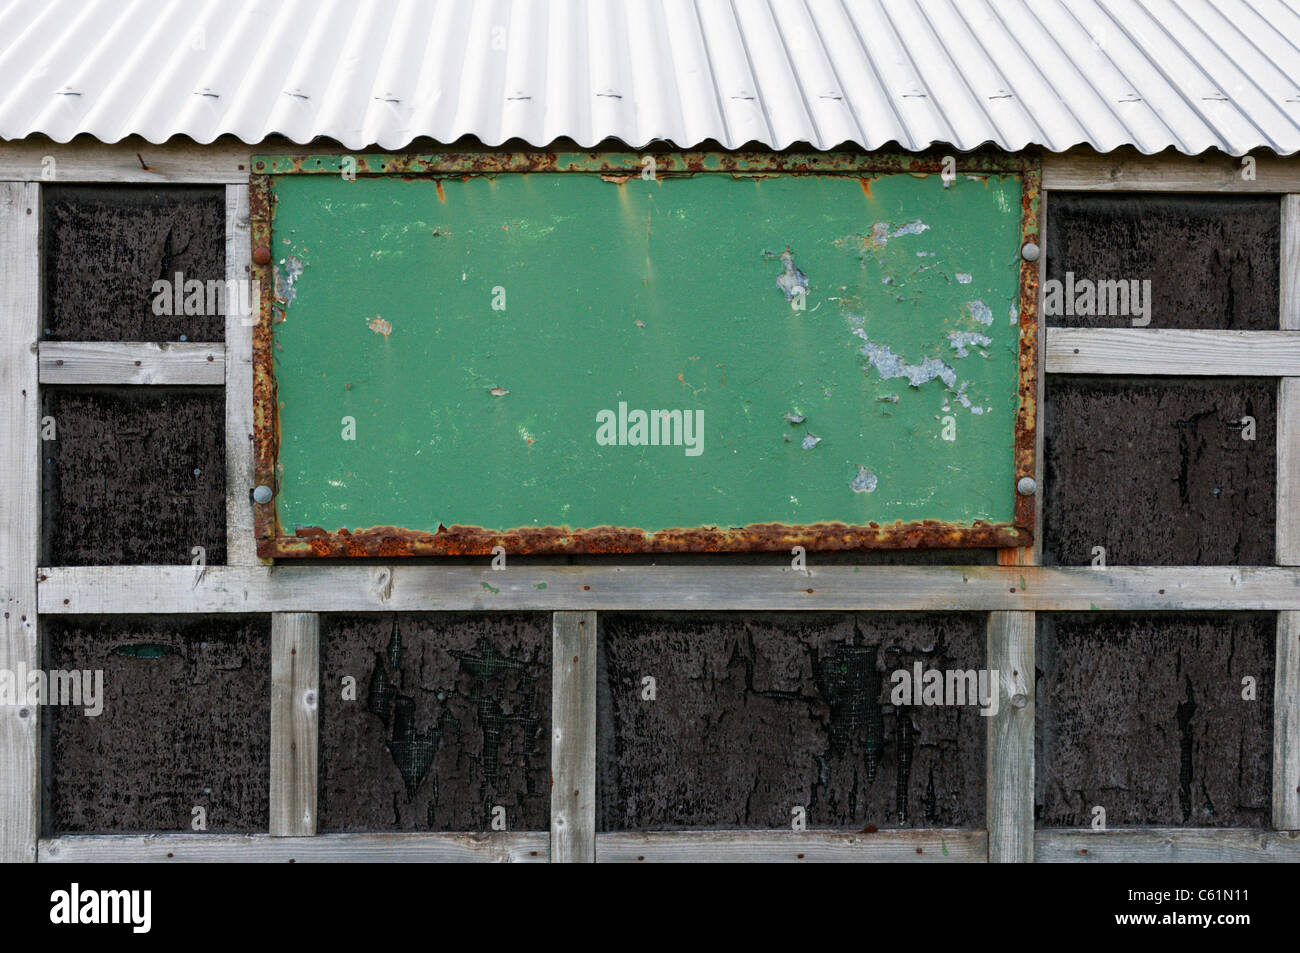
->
(38, 832, 548, 863)
(1283, 194, 1300, 332)
(270, 613, 319, 837)
(36, 565, 1300, 613)
(987, 611, 1034, 862)
(1042, 150, 1300, 193)
(551, 611, 596, 863)
(0, 137, 258, 183)
(0, 182, 40, 863)
(224, 184, 258, 564)
(595, 830, 986, 862)
(1277, 612, 1300, 831)
(1046, 328, 1300, 375)
(1035, 828, 1300, 862)
(38, 341, 225, 384)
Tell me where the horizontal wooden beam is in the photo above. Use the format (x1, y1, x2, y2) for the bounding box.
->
(35, 564, 1300, 613)
(595, 829, 984, 862)
(1041, 150, 1300, 192)
(1035, 829, 1300, 862)
(39, 341, 225, 385)
(1046, 328, 1300, 375)
(39, 832, 548, 863)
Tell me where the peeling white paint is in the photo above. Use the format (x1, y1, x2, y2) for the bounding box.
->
(966, 300, 994, 325)
(948, 331, 993, 357)
(850, 465, 878, 493)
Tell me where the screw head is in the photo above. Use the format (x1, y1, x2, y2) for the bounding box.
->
(1011, 693, 1029, 709)
(1017, 476, 1037, 496)
(253, 484, 273, 504)
(253, 246, 272, 266)
(1021, 242, 1040, 262)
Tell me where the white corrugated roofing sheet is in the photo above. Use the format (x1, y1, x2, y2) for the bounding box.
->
(1, 0, 1298, 155)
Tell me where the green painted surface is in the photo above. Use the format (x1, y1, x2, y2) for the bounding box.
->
(269, 171, 1025, 535)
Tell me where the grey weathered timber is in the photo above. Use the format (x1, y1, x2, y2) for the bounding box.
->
(596, 830, 986, 863)
(551, 611, 596, 862)
(39, 832, 547, 863)
(0, 182, 39, 863)
(36, 565, 1300, 614)
(225, 183, 258, 564)
(1047, 328, 1300, 375)
(270, 613, 319, 836)
(1036, 829, 1300, 862)
(38, 341, 225, 384)
(987, 611, 1034, 863)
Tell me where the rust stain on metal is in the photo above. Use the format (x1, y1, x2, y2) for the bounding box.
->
(1013, 164, 1041, 544)
(367, 316, 392, 336)
(256, 518, 1028, 559)
(435, 179, 445, 203)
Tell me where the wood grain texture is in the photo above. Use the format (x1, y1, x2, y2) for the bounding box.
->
(1042, 150, 1300, 192)
(0, 182, 39, 863)
(1277, 612, 1300, 830)
(38, 341, 224, 384)
(225, 184, 258, 564)
(551, 611, 596, 862)
(36, 565, 1300, 613)
(271, 613, 319, 836)
(595, 830, 986, 862)
(1280, 194, 1298, 331)
(1046, 328, 1300, 375)
(1035, 828, 1300, 862)
(987, 611, 1034, 862)
(38, 832, 548, 863)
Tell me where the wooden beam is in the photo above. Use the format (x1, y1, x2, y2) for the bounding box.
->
(987, 611, 1034, 862)
(36, 564, 1300, 614)
(225, 184, 258, 564)
(1035, 828, 1300, 862)
(1284, 195, 1300, 332)
(1276, 612, 1300, 829)
(595, 829, 986, 862)
(1046, 328, 1300, 375)
(1042, 149, 1300, 193)
(38, 341, 225, 384)
(551, 611, 596, 863)
(270, 613, 319, 837)
(0, 182, 40, 863)
(39, 832, 548, 863)
(0, 136, 258, 184)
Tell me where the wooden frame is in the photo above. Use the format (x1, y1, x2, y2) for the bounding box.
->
(3, 142, 1299, 863)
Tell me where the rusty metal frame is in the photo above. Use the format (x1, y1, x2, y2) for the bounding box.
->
(250, 150, 1040, 558)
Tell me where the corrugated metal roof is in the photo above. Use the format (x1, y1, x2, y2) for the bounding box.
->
(1, 0, 1298, 155)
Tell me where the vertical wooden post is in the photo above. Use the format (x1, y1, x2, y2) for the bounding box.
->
(987, 188, 1043, 861)
(987, 611, 1035, 861)
(0, 182, 40, 862)
(270, 612, 319, 836)
(551, 610, 596, 862)
(1275, 194, 1300, 830)
(224, 183, 258, 565)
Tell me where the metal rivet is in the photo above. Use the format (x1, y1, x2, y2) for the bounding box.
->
(1012, 693, 1028, 709)
(253, 246, 272, 266)
(1021, 242, 1040, 261)
(253, 484, 273, 504)
(1017, 476, 1037, 496)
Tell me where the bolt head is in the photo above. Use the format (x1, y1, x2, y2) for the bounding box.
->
(253, 246, 272, 266)
(1021, 242, 1040, 262)
(1011, 693, 1029, 709)
(253, 484, 273, 504)
(1017, 476, 1037, 496)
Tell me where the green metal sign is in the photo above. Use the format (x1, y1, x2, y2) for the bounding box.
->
(250, 153, 1038, 557)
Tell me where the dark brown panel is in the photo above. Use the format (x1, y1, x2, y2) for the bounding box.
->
(43, 616, 270, 834)
(43, 185, 226, 342)
(318, 613, 551, 832)
(597, 612, 986, 832)
(1043, 377, 1274, 566)
(41, 387, 227, 566)
(1036, 613, 1273, 828)
(1045, 193, 1279, 329)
